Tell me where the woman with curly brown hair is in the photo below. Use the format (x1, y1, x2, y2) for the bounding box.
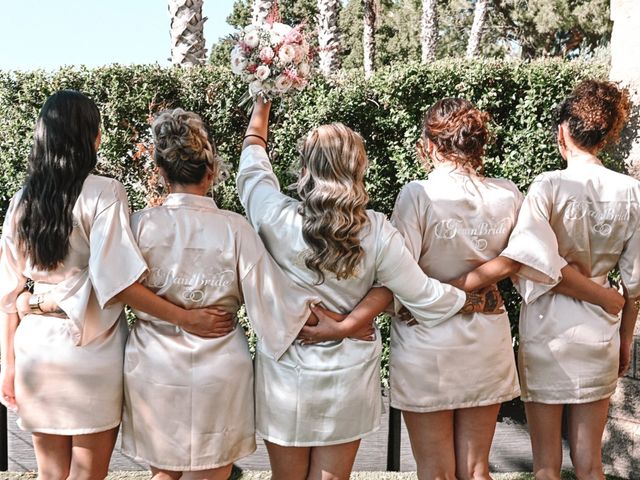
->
(238, 99, 502, 479)
(499, 80, 640, 480)
(391, 96, 627, 480)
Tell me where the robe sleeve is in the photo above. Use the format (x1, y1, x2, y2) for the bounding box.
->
(619, 208, 640, 298)
(500, 174, 567, 303)
(375, 217, 466, 326)
(391, 183, 426, 262)
(0, 194, 27, 314)
(236, 145, 296, 231)
(56, 180, 148, 345)
(236, 220, 319, 360)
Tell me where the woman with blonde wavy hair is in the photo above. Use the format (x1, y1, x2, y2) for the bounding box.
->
(238, 99, 502, 479)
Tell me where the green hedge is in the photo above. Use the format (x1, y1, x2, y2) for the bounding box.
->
(0, 59, 615, 388)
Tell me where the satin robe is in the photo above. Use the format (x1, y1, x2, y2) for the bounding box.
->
(121, 193, 318, 469)
(502, 163, 640, 403)
(0, 175, 147, 434)
(390, 166, 522, 412)
(237, 145, 466, 446)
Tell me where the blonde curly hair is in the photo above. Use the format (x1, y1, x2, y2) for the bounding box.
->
(296, 123, 370, 284)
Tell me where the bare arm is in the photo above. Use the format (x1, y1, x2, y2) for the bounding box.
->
(552, 265, 624, 315)
(298, 287, 393, 343)
(243, 99, 272, 150)
(116, 283, 234, 337)
(618, 285, 637, 377)
(0, 311, 19, 410)
(450, 256, 521, 292)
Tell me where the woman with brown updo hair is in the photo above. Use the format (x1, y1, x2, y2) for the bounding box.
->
(238, 99, 503, 479)
(390, 98, 523, 479)
(391, 96, 626, 480)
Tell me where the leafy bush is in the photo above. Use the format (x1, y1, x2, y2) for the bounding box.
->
(0, 59, 613, 387)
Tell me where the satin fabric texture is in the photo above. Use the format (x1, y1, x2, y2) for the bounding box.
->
(237, 145, 466, 446)
(390, 166, 522, 412)
(121, 193, 318, 469)
(503, 163, 640, 403)
(0, 175, 147, 433)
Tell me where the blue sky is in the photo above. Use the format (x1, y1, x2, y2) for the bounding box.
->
(0, 0, 238, 70)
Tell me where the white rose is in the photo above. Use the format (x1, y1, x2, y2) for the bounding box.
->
(278, 44, 296, 64)
(272, 22, 291, 36)
(231, 51, 248, 74)
(255, 65, 271, 81)
(244, 30, 260, 49)
(249, 80, 264, 96)
(244, 24, 257, 34)
(259, 46, 275, 63)
(275, 75, 293, 93)
(298, 62, 311, 77)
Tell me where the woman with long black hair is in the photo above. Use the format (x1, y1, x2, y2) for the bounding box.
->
(0, 90, 225, 478)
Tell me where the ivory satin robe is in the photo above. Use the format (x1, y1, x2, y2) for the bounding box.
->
(237, 145, 466, 446)
(390, 166, 521, 411)
(121, 193, 318, 469)
(0, 175, 147, 434)
(502, 163, 640, 403)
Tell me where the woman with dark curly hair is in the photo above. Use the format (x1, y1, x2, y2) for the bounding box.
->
(502, 80, 639, 480)
(390, 96, 627, 480)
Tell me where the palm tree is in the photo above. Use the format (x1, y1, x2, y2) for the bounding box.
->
(317, 0, 341, 76)
(252, 0, 274, 24)
(420, 0, 438, 63)
(363, 0, 376, 79)
(466, 0, 489, 58)
(169, 0, 208, 67)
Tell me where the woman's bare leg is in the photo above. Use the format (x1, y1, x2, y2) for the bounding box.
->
(403, 409, 456, 480)
(567, 398, 609, 480)
(454, 403, 500, 480)
(264, 440, 311, 480)
(525, 402, 564, 480)
(32, 433, 72, 480)
(67, 427, 118, 480)
(150, 467, 182, 480)
(306, 440, 361, 480)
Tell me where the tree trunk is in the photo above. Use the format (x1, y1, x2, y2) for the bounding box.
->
(363, 0, 376, 79)
(421, 0, 438, 63)
(317, 0, 341, 77)
(168, 0, 207, 67)
(252, 0, 273, 25)
(466, 0, 489, 58)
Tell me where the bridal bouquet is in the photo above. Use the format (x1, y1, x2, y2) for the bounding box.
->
(231, 21, 312, 102)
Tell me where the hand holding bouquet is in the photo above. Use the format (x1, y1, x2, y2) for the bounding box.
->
(231, 21, 313, 102)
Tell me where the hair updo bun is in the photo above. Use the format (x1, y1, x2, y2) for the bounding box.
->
(152, 108, 220, 185)
(422, 98, 491, 173)
(557, 80, 630, 151)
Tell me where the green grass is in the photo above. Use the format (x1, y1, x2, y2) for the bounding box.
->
(0, 472, 625, 480)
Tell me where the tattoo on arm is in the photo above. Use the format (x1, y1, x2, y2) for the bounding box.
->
(460, 292, 483, 314)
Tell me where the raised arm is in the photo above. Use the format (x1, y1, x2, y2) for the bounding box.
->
(243, 98, 271, 150)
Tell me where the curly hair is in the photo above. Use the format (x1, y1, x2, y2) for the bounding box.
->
(17, 90, 100, 270)
(557, 80, 630, 152)
(421, 98, 491, 173)
(152, 108, 221, 185)
(296, 123, 370, 284)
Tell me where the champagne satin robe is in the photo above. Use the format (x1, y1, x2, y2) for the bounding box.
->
(502, 163, 640, 403)
(237, 145, 466, 446)
(121, 193, 318, 470)
(390, 165, 522, 412)
(0, 176, 147, 434)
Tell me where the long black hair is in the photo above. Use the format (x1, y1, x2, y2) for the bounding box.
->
(17, 90, 101, 270)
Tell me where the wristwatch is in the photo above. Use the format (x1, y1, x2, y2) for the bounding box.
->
(28, 294, 44, 314)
